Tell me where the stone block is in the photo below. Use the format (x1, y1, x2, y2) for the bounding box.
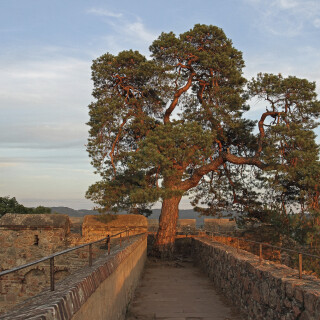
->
(283, 297, 291, 308)
(292, 302, 302, 318)
(5, 294, 16, 303)
(285, 281, 295, 298)
(294, 286, 304, 304)
(304, 290, 320, 314)
(252, 284, 261, 302)
(299, 310, 313, 320)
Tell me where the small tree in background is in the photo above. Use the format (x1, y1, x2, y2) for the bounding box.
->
(0, 196, 51, 217)
(86, 24, 320, 258)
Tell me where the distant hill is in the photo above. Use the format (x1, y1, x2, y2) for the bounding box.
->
(50, 207, 98, 217)
(50, 206, 236, 226)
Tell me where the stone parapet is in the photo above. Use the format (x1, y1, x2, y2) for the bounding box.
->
(82, 214, 147, 242)
(0, 234, 147, 320)
(203, 218, 236, 232)
(192, 237, 320, 320)
(177, 219, 196, 233)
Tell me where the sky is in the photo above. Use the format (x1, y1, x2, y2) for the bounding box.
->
(0, 0, 319, 210)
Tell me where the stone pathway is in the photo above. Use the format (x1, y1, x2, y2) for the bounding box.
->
(126, 259, 244, 320)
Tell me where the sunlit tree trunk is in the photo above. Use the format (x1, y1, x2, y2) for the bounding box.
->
(152, 195, 182, 259)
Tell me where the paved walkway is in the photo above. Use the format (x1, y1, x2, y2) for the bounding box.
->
(126, 259, 244, 320)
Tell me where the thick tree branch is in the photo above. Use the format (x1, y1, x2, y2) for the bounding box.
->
(223, 153, 267, 169)
(164, 72, 195, 124)
(109, 112, 133, 175)
(256, 111, 288, 156)
(178, 156, 224, 191)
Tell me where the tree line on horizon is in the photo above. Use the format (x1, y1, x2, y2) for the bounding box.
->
(0, 196, 51, 218)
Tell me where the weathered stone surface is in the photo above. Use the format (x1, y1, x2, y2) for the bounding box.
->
(0, 214, 75, 313)
(203, 218, 236, 232)
(0, 214, 70, 230)
(0, 234, 147, 320)
(192, 237, 320, 320)
(82, 214, 147, 241)
(0, 213, 129, 314)
(147, 219, 159, 232)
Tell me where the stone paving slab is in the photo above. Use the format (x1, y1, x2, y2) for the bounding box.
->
(126, 259, 244, 320)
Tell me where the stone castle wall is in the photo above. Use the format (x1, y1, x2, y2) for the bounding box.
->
(0, 234, 147, 320)
(203, 218, 236, 232)
(0, 213, 146, 314)
(81, 214, 147, 242)
(192, 237, 320, 320)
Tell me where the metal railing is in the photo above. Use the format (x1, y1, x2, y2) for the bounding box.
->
(0, 228, 142, 291)
(201, 231, 320, 279)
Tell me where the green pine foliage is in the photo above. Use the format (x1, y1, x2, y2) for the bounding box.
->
(86, 24, 320, 246)
(0, 196, 52, 217)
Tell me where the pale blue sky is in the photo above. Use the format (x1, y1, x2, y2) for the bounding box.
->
(0, 0, 319, 209)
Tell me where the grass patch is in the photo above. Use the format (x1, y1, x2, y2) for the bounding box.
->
(94, 213, 118, 224)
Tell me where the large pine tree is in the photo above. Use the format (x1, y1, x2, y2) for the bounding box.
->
(86, 25, 320, 258)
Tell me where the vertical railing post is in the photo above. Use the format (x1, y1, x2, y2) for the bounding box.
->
(259, 243, 263, 263)
(299, 253, 303, 279)
(237, 238, 240, 252)
(120, 233, 122, 248)
(89, 244, 92, 267)
(107, 235, 110, 255)
(50, 257, 54, 291)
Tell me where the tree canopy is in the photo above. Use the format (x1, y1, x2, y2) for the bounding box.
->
(86, 24, 320, 257)
(0, 196, 52, 218)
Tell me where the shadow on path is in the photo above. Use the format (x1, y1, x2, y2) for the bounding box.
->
(126, 258, 245, 320)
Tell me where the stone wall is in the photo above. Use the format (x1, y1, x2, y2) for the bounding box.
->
(192, 237, 320, 320)
(177, 219, 196, 233)
(147, 219, 196, 233)
(147, 219, 159, 232)
(0, 214, 104, 314)
(0, 234, 147, 320)
(203, 218, 236, 232)
(0, 214, 72, 271)
(82, 214, 147, 242)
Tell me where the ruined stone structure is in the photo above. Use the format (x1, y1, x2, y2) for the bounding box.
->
(148, 218, 196, 233)
(177, 219, 196, 233)
(203, 218, 236, 232)
(147, 219, 159, 232)
(0, 213, 148, 314)
(2, 214, 320, 319)
(0, 214, 84, 313)
(0, 234, 147, 320)
(81, 214, 147, 242)
(0, 214, 71, 271)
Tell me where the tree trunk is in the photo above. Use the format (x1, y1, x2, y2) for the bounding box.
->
(152, 195, 182, 259)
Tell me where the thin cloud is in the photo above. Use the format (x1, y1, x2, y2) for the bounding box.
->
(0, 162, 19, 168)
(0, 122, 88, 149)
(245, 0, 320, 35)
(87, 9, 158, 56)
(101, 19, 158, 56)
(87, 8, 123, 18)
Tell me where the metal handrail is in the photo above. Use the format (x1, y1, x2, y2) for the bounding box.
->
(0, 227, 144, 290)
(203, 231, 320, 279)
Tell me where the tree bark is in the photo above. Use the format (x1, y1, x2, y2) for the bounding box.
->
(152, 195, 182, 259)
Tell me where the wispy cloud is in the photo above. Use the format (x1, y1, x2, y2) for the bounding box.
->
(0, 162, 19, 168)
(87, 8, 123, 18)
(0, 55, 91, 109)
(245, 0, 320, 36)
(87, 8, 157, 56)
